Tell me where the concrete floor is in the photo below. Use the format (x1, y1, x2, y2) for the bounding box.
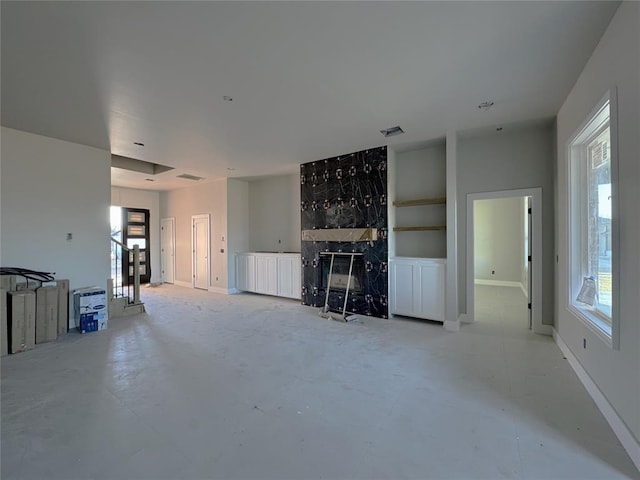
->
(2, 284, 638, 479)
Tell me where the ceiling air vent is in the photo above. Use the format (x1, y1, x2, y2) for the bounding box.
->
(177, 173, 205, 181)
(380, 126, 404, 138)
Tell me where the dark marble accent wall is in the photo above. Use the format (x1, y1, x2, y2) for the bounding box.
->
(300, 146, 388, 318)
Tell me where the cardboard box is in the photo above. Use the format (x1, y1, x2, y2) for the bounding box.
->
(7, 290, 36, 353)
(16, 280, 40, 291)
(43, 279, 70, 335)
(1, 275, 16, 291)
(74, 287, 108, 334)
(36, 286, 58, 344)
(1, 289, 8, 357)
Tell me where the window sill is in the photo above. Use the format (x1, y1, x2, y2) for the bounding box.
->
(568, 303, 613, 348)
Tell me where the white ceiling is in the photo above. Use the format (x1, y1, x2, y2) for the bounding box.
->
(1, 1, 619, 191)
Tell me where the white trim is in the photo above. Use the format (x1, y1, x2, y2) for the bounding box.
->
(444, 319, 460, 331)
(466, 188, 545, 335)
(567, 304, 613, 348)
(566, 88, 620, 350)
(458, 313, 473, 324)
(207, 286, 241, 295)
(553, 328, 640, 472)
(520, 282, 528, 298)
(474, 279, 522, 288)
(174, 280, 192, 289)
(445, 132, 458, 328)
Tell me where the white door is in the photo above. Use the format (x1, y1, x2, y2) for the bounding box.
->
(390, 260, 416, 317)
(416, 261, 445, 321)
(527, 197, 533, 329)
(192, 214, 210, 290)
(236, 254, 256, 292)
(160, 218, 175, 284)
(277, 255, 301, 299)
(255, 255, 278, 295)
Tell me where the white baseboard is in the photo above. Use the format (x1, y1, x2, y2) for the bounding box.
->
(520, 282, 528, 298)
(459, 313, 474, 324)
(443, 319, 460, 332)
(474, 279, 522, 288)
(174, 280, 192, 288)
(553, 328, 640, 472)
(208, 286, 240, 295)
(535, 324, 553, 336)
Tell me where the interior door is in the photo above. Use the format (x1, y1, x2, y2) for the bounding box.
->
(527, 197, 533, 329)
(121, 208, 151, 285)
(192, 214, 210, 290)
(161, 217, 175, 284)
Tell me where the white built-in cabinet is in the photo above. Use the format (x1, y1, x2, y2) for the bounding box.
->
(236, 253, 301, 299)
(276, 255, 301, 299)
(389, 143, 447, 322)
(390, 257, 445, 321)
(236, 253, 256, 292)
(255, 255, 278, 296)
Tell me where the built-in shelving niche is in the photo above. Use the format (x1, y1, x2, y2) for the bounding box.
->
(392, 143, 447, 259)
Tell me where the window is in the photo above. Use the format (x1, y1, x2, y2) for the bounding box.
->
(568, 90, 618, 346)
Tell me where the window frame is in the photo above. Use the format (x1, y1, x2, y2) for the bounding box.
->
(566, 88, 620, 349)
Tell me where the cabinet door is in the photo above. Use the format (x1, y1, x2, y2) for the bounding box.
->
(390, 261, 417, 316)
(236, 254, 255, 292)
(255, 255, 278, 296)
(277, 256, 301, 299)
(416, 262, 445, 321)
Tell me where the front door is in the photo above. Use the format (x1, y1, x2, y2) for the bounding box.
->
(122, 208, 151, 285)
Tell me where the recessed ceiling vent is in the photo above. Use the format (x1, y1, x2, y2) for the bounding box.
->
(177, 173, 205, 181)
(380, 126, 404, 138)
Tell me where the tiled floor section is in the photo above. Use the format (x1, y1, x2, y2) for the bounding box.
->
(1, 284, 638, 479)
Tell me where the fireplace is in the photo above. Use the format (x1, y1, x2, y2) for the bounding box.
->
(320, 254, 365, 294)
(300, 145, 388, 318)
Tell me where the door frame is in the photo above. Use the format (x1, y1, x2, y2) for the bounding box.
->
(466, 187, 548, 335)
(160, 217, 176, 284)
(191, 214, 210, 290)
(122, 207, 151, 285)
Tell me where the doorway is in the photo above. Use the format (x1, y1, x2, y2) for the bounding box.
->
(192, 214, 210, 290)
(161, 217, 175, 284)
(466, 188, 544, 334)
(122, 208, 151, 285)
(110, 206, 151, 286)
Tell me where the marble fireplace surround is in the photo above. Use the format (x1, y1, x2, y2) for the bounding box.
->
(300, 145, 388, 318)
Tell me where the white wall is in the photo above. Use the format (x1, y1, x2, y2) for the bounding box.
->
(556, 1, 639, 448)
(395, 144, 446, 258)
(248, 174, 300, 253)
(457, 125, 555, 325)
(111, 186, 161, 283)
(0, 127, 111, 299)
(227, 179, 250, 292)
(159, 179, 229, 290)
(474, 197, 523, 283)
